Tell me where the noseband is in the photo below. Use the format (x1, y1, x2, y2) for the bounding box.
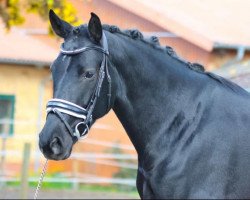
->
(46, 32, 111, 140)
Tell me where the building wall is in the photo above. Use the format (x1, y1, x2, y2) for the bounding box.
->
(0, 64, 52, 172)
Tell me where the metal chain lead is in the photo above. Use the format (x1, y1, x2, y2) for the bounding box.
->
(34, 159, 49, 199)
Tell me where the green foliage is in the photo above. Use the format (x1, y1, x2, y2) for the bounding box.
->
(6, 174, 139, 196)
(0, 0, 81, 31)
(107, 143, 138, 192)
(0, 0, 25, 29)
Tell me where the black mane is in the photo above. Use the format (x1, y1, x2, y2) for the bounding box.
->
(102, 24, 249, 95)
(102, 24, 205, 73)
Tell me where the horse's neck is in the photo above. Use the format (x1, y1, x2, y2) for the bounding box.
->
(108, 33, 204, 157)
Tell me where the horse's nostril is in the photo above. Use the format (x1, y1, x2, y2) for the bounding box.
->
(51, 137, 59, 145)
(50, 137, 62, 155)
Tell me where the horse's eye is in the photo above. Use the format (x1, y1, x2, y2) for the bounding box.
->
(84, 71, 94, 79)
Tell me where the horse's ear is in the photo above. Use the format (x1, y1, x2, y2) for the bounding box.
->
(88, 12, 102, 42)
(49, 9, 72, 38)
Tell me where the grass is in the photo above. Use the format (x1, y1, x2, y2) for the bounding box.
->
(5, 178, 139, 198)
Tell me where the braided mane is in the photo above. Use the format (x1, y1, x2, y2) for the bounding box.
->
(102, 24, 205, 73)
(101, 25, 250, 95)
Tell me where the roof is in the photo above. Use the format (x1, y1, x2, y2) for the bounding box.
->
(0, 24, 58, 66)
(107, 0, 250, 51)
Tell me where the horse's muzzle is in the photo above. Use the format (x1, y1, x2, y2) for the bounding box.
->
(39, 134, 70, 160)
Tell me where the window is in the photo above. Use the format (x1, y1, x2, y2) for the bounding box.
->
(0, 95, 15, 135)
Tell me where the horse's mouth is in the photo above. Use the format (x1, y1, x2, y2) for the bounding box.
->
(43, 151, 71, 161)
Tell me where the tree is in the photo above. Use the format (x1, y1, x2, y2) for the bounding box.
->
(0, 0, 81, 30)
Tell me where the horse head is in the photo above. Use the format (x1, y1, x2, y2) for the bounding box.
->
(39, 10, 114, 160)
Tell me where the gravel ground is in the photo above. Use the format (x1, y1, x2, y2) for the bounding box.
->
(0, 187, 139, 199)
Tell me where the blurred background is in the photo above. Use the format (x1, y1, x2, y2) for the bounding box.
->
(0, 0, 249, 199)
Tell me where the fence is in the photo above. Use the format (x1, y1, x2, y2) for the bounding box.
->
(0, 119, 138, 198)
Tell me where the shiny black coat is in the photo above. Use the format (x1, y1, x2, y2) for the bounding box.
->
(107, 30, 250, 198)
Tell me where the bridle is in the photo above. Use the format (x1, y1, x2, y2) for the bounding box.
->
(46, 32, 111, 140)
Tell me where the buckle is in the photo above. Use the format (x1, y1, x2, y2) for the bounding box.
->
(74, 122, 89, 139)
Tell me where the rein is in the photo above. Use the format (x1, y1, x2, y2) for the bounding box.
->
(34, 159, 48, 199)
(46, 32, 111, 140)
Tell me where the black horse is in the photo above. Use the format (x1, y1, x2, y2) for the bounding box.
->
(39, 10, 250, 198)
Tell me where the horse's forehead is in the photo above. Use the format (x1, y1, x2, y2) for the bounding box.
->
(63, 26, 91, 50)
